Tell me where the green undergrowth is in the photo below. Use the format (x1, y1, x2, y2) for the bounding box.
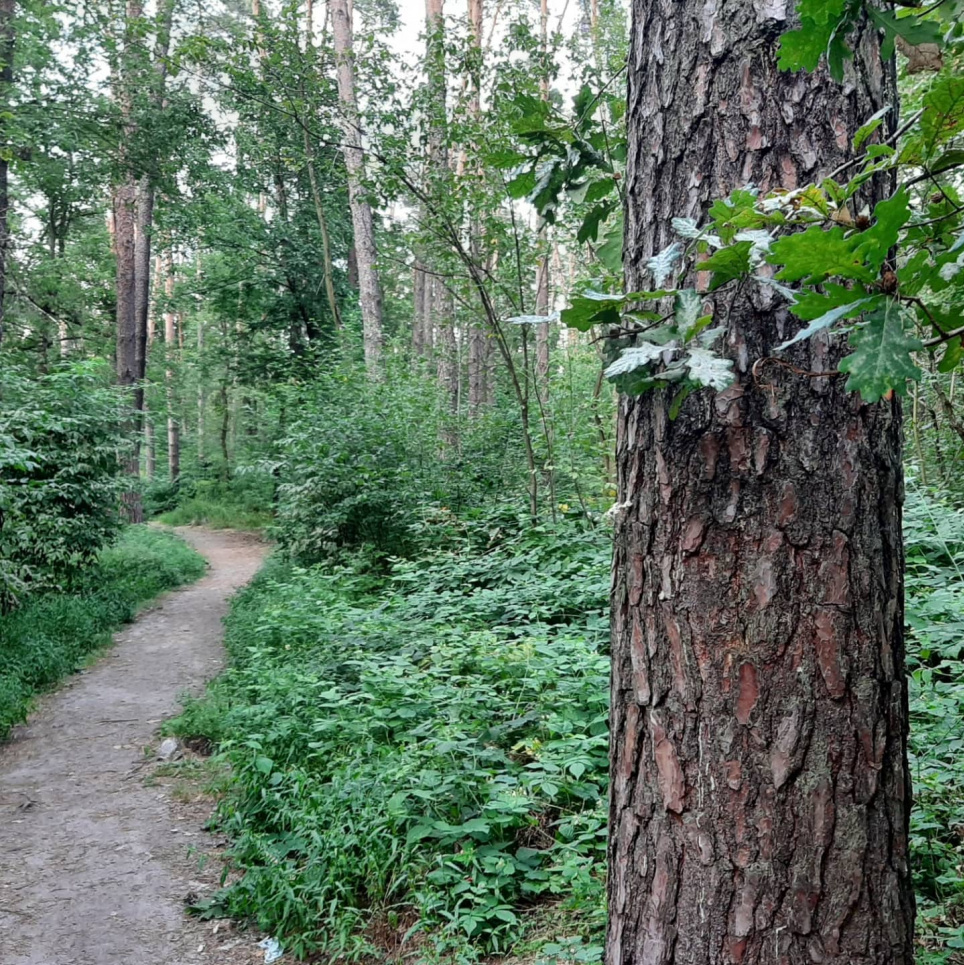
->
(0, 526, 206, 740)
(171, 490, 964, 964)
(905, 488, 964, 962)
(153, 475, 274, 531)
(170, 518, 610, 961)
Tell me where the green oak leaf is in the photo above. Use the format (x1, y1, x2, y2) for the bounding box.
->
(938, 338, 963, 374)
(777, 297, 878, 351)
(700, 241, 754, 290)
(839, 305, 923, 402)
(597, 213, 624, 272)
(857, 188, 911, 270)
(770, 225, 873, 284)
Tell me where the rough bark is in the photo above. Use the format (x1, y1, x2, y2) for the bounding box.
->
(301, 3, 341, 330)
(196, 311, 205, 465)
(465, 0, 489, 412)
(416, 0, 450, 364)
(144, 254, 162, 480)
(330, 0, 383, 374)
(163, 253, 180, 482)
(534, 0, 550, 385)
(607, 4, 913, 965)
(112, 0, 175, 520)
(0, 0, 15, 347)
(134, 175, 154, 411)
(113, 177, 139, 395)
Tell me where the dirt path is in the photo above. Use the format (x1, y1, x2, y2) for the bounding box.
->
(0, 528, 268, 965)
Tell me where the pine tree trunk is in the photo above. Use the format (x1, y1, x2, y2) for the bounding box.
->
(607, 4, 914, 964)
(134, 174, 154, 403)
(465, 0, 489, 414)
(113, 173, 142, 519)
(413, 264, 428, 355)
(164, 253, 180, 482)
(196, 310, 205, 466)
(0, 0, 15, 347)
(534, 0, 550, 386)
(144, 254, 162, 480)
(330, 0, 383, 375)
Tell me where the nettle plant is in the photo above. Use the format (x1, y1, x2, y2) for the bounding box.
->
(504, 0, 964, 405)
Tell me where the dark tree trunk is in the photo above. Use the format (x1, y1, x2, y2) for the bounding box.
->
(607, 4, 914, 965)
(0, 0, 14, 347)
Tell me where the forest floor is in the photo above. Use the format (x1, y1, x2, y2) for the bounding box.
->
(0, 528, 269, 965)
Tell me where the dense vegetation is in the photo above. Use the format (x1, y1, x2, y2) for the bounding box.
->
(157, 475, 964, 963)
(0, 0, 962, 961)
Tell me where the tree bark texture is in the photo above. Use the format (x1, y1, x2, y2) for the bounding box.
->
(607, 4, 913, 965)
(534, 0, 550, 385)
(418, 0, 452, 365)
(330, 0, 383, 375)
(0, 0, 15, 346)
(413, 263, 429, 355)
(163, 253, 180, 482)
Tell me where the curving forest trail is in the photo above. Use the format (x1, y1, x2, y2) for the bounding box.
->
(0, 529, 267, 965)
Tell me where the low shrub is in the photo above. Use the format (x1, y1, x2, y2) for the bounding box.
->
(0, 362, 129, 607)
(0, 526, 206, 739)
(172, 519, 610, 959)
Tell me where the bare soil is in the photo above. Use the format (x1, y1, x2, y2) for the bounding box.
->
(0, 528, 269, 965)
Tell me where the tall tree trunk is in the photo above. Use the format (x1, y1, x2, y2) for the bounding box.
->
(607, 4, 913, 965)
(196, 315, 205, 466)
(465, 0, 488, 412)
(112, 0, 175, 521)
(134, 174, 154, 407)
(144, 254, 163, 480)
(164, 253, 180, 482)
(330, 0, 383, 374)
(0, 0, 15, 347)
(534, 0, 550, 385)
(301, 2, 341, 330)
(113, 173, 140, 519)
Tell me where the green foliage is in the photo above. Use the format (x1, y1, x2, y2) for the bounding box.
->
(270, 352, 547, 566)
(904, 487, 964, 962)
(838, 305, 924, 402)
(777, 0, 951, 79)
(0, 526, 205, 740)
(168, 487, 964, 964)
(153, 474, 275, 532)
(0, 363, 128, 607)
(171, 519, 609, 960)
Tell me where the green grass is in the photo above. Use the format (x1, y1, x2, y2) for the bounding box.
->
(0, 525, 206, 740)
(155, 495, 273, 531)
(152, 476, 275, 532)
